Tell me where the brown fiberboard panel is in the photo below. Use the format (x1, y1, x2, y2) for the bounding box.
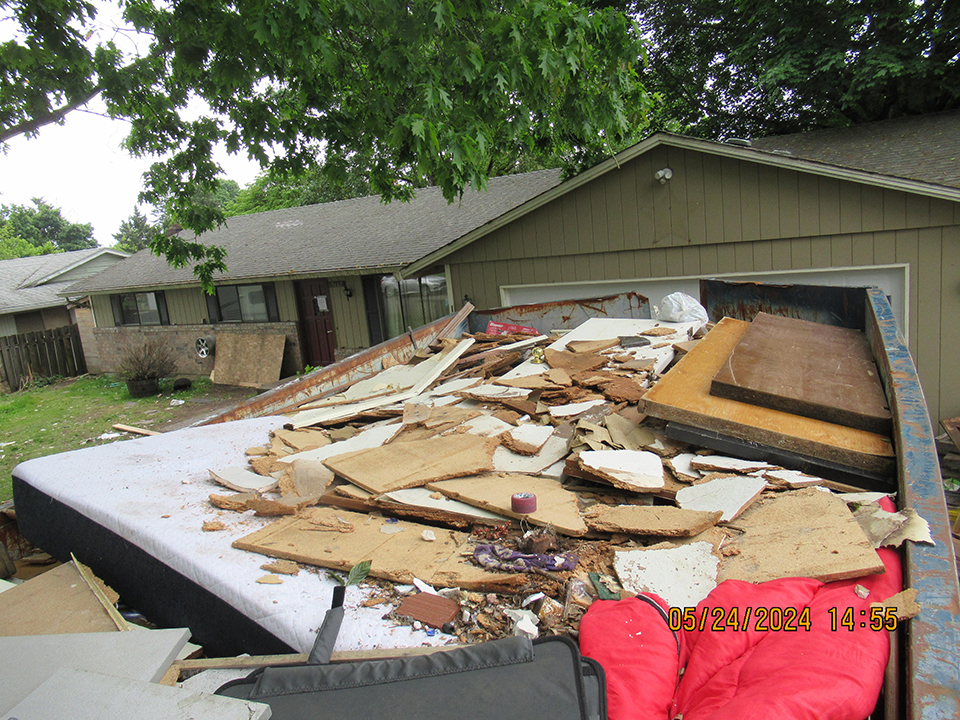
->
(0, 562, 121, 636)
(232, 506, 523, 592)
(718, 487, 885, 584)
(639, 318, 895, 476)
(322, 434, 496, 495)
(710, 312, 891, 434)
(213, 333, 286, 388)
(584, 505, 722, 537)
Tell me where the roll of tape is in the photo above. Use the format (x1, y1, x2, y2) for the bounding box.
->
(511, 492, 537, 514)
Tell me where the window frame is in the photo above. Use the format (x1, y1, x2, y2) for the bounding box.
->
(206, 282, 280, 324)
(110, 291, 170, 327)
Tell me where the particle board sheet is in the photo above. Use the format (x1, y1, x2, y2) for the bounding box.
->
(0, 561, 122, 636)
(584, 505, 722, 537)
(639, 318, 895, 476)
(212, 332, 286, 388)
(710, 312, 892, 434)
(232, 506, 523, 591)
(718, 487, 885, 584)
(322, 434, 496, 495)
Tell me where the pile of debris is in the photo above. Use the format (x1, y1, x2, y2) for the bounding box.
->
(201, 316, 925, 643)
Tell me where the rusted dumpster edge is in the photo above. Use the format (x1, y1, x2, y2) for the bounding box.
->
(201, 304, 473, 425)
(865, 287, 960, 720)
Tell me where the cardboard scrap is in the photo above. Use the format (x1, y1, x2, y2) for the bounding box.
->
(614, 541, 719, 608)
(604, 413, 656, 451)
(675, 474, 767, 522)
(209, 467, 278, 493)
(578, 449, 665, 492)
(233, 506, 525, 591)
(718, 488, 885, 584)
(430, 473, 588, 536)
(585, 505, 722, 537)
(323, 434, 497, 495)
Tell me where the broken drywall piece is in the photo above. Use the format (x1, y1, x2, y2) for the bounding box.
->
(402, 402, 433, 425)
(322, 433, 496, 494)
(548, 399, 607, 418)
(291, 459, 334, 497)
(500, 424, 554, 456)
(675, 474, 766, 522)
(209, 492, 256, 512)
(459, 384, 533, 402)
(603, 413, 655, 451)
(261, 560, 300, 575)
(762, 468, 824, 488)
(383, 488, 509, 522)
(665, 453, 702, 482)
(544, 348, 608, 375)
(578, 449, 665, 491)
(614, 541, 719, 608)
(873, 588, 921, 620)
(274, 428, 330, 452)
(458, 414, 516, 438)
(585, 505, 722, 537)
(493, 430, 571, 474)
(281, 421, 402, 465)
(4, 668, 272, 720)
(854, 504, 935, 548)
(565, 338, 621, 354)
(429, 473, 588, 536)
(690, 455, 776, 474)
(209, 467, 278, 493)
(718, 487, 885, 584)
(0, 628, 191, 715)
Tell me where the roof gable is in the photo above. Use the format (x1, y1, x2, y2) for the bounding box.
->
(0, 249, 127, 314)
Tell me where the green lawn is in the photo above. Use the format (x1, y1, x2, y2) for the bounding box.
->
(0, 376, 252, 502)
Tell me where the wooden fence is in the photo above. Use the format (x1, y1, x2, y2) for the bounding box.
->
(0, 324, 87, 391)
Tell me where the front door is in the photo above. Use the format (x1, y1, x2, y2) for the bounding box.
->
(295, 279, 336, 367)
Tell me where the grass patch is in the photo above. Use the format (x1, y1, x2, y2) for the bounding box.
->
(0, 375, 249, 502)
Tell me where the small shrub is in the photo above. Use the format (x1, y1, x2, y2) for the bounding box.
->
(118, 338, 177, 381)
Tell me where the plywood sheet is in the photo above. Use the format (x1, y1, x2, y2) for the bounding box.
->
(322, 434, 496, 494)
(232, 506, 522, 591)
(212, 332, 285, 388)
(0, 562, 121, 636)
(710, 313, 892, 434)
(584, 505, 722, 537)
(718, 487, 885, 584)
(639, 318, 895, 475)
(429, 473, 588, 536)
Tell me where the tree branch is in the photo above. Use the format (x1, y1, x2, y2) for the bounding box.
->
(0, 89, 102, 144)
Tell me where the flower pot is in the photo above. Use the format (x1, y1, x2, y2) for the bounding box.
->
(126, 377, 160, 398)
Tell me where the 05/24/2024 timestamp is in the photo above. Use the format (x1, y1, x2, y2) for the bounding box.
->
(667, 606, 900, 633)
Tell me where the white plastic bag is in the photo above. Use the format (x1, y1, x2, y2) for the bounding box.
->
(654, 292, 709, 323)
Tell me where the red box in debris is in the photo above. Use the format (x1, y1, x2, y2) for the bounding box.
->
(485, 321, 539, 336)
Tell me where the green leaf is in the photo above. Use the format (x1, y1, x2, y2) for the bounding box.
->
(346, 560, 371, 586)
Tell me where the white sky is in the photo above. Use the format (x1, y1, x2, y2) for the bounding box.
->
(0, 1, 262, 247)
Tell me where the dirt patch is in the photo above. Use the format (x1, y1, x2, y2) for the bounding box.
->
(153, 384, 259, 432)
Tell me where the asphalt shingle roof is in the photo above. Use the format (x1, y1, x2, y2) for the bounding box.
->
(71, 169, 563, 294)
(0, 249, 112, 314)
(750, 110, 960, 190)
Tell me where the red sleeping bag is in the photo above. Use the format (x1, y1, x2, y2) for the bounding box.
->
(580, 515, 902, 720)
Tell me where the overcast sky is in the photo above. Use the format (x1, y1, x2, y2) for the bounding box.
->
(0, 1, 261, 248)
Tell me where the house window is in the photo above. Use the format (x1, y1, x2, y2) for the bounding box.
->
(207, 283, 279, 323)
(110, 291, 169, 326)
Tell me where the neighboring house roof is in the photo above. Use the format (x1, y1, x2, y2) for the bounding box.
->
(69, 169, 563, 294)
(403, 121, 960, 276)
(0, 248, 128, 315)
(749, 110, 960, 190)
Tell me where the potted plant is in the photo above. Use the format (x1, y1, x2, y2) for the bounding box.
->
(118, 338, 177, 398)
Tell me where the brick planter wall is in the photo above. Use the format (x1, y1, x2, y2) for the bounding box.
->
(93, 323, 303, 380)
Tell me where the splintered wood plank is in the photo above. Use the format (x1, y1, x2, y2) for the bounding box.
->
(322, 434, 496, 494)
(718, 487, 885, 584)
(639, 318, 895, 475)
(710, 313, 892, 434)
(212, 332, 285, 388)
(584, 505, 722, 537)
(429, 473, 588, 536)
(232, 506, 522, 591)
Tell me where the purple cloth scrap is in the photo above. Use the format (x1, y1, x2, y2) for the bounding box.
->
(473, 544, 578, 573)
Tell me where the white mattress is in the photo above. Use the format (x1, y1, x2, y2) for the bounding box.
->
(13, 417, 449, 653)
